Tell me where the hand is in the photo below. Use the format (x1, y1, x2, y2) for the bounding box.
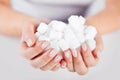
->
(20, 19, 63, 71)
(63, 32, 103, 75)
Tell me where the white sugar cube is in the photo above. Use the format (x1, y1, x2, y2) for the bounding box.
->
(76, 33, 85, 43)
(68, 16, 85, 33)
(68, 15, 80, 28)
(84, 26, 97, 40)
(35, 32, 41, 39)
(69, 24, 85, 34)
(68, 15, 79, 25)
(48, 20, 58, 27)
(49, 30, 63, 40)
(37, 23, 49, 34)
(85, 34, 93, 40)
(70, 38, 80, 49)
(58, 39, 69, 51)
(68, 15, 86, 25)
(49, 20, 67, 32)
(86, 39, 96, 51)
(78, 25, 85, 33)
(79, 16, 86, 25)
(38, 35, 50, 41)
(64, 28, 74, 44)
(64, 28, 80, 49)
(50, 40, 60, 51)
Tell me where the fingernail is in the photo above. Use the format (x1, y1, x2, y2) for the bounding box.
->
(64, 50, 70, 58)
(62, 63, 66, 69)
(49, 49, 58, 57)
(26, 39, 33, 47)
(42, 41, 50, 49)
(72, 49, 78, 57)
(82, 44, 87, 51)
(54, 56, 62, 62)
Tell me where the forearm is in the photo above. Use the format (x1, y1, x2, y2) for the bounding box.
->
(86, 0, 120, 35)
(86, 9, 120, 35)
(0, 4, 34, 37)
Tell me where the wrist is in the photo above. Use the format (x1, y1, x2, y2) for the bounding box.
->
(85, 17, 102, 35)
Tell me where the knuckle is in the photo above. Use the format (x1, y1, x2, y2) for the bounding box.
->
(30, 61, 38, 68)
(40, 67, 48, 71)
(21, 51, 30, 60)
(52, 68, 59, 71)
(67, 59, 72, 64)
(68, 68, 75, 72)
(77, 69, 88, 75)
(51, 69, 58, 71)
(33, 47, 42, 54)
(87, 61, 98, 67)
(41, 56, 49, 63)
(47, 64, 53, 69)
(75, 60, 82, 66)
(84, 53, 91, 58)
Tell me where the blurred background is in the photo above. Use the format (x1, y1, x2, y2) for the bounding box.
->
(0, 0, 120, 80)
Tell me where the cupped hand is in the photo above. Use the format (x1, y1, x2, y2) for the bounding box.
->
(20, 19, 64, 71)
(63, 31, 103, 75)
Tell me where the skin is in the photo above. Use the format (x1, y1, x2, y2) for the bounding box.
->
(20, 20, 63, 71)
(0, 0, 120, 75)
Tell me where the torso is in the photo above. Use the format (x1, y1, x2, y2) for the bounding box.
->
(10, 0, 93, 21)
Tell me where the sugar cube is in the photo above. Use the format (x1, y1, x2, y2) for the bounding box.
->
(79, 16, 86, 25)
(50, 40, 60, 51)
(64, 28, 80, 49)
(86, 39, 96, 51)
(58, 39, 69, 51)
(49, 30, 63, 40)
(68, 15, 85, 26)
(76, 33, 85, 43)
(84, 26, 97, 40)
(38, 35, 50, 41)
(49, 20, 67, 32)
(37, 23, 49, 34)
(68, 16, 85, 33)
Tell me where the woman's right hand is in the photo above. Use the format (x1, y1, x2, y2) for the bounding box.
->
(20, 19, 63, 71)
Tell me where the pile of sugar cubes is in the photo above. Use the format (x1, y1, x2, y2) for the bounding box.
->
(35, 15, 97, 52)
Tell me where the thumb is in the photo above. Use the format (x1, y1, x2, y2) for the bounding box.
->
(95, 33, 103, 52)
(93, 33, 103, 57)
(22, 22, 36, 47)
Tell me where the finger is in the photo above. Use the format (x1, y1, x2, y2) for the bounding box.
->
(20, 39, 28, 51)
(81, 43, 98, 67)
(60, 60, 67, 69)
(39, 18, 51, 24)
(93, 33, 103, 57)
(40, 54, 62, 71)
(21, 41, 50, 60)
(22, 22, 36, 47)
(51, 63, 60, 71)
(21, 18, 51, 47)
(64, 50, 74, 72)
(30, 49, 58, 68)
(73, 48, 88, 75)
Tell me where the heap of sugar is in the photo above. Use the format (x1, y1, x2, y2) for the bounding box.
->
(35, 15, 97, 52)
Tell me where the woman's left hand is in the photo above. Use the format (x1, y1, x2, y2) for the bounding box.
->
(63, 33, 103, 75)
